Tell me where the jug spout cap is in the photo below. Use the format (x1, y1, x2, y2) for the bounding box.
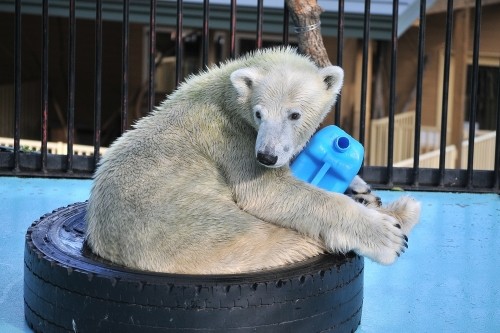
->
(333, 136, 350, 152)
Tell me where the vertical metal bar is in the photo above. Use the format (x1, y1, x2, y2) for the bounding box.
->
(412, 0, 427, 186)
(175, 0, 183, 87)
(438, 0, 453, 186)
(41, 0, 49, 172)
(229, 0, 237, 58)
(359, 0, 371, 148)
(13, 0, 21, 171)
(283, 0, 289, 45)
(335, 0, 344, 125)
(494, 64, 500, 190)
(67, 0, 76, 172)
(93, 0, 103, 168)
(256, 0, 263, 49)
(148, 0, 157, 112)
(387, 0, 399, 186)
(466, 0, 482, 188)
(121, 0, 130, 133)
(202, 0, 209, 68)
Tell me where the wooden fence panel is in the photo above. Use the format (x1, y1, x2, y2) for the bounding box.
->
(369, 111, 415, 166)
(460, 131, 496, 170)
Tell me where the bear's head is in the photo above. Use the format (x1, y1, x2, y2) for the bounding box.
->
(230, 59, 344, 168)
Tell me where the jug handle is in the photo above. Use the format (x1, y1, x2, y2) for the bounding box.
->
(310, 162, 330, 186)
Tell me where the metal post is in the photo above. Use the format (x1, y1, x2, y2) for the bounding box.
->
(387, 0, 399, 186)
(335, 0, 344, 125)
(93, 0, 103, 168)
(67, 0, 76, 172)
(13, 0, 22, 172)
(466, 0, 482, 189)
(412, 0, 427, 186)
(41, 0, 49, 172)
(121, 0, 130, 133)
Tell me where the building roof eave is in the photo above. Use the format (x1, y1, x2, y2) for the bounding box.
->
(0, 0, 437, 41)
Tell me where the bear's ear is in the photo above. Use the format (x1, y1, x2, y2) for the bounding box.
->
(319, 66, 344, 94)
(230, 67, 261, 101)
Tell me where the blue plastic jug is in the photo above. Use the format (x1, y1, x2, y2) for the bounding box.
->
(291, 125, 364, 193)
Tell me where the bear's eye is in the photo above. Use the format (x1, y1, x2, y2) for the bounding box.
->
(289, 112, 301, 120)
(255, 111, 261, 119)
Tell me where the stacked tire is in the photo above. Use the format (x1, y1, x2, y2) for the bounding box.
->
(24, 202, 364, 332)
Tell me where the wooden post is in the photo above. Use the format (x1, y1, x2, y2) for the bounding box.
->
(285, 0, 332, 67)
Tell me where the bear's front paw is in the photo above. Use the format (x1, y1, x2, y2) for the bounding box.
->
(354, 209, 409, 265)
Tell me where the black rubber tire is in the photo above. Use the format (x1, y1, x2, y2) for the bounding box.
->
(24, 202, 364, 333)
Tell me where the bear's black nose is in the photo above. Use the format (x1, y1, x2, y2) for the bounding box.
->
(257, 152, 278, 166)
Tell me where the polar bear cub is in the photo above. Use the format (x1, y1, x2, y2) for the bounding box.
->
(86, 47, 420, 274)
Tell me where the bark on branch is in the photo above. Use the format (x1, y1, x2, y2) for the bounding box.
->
(285, 0, 332, 67)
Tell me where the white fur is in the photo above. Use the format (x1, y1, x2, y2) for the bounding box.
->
(86, 48, 420, 274)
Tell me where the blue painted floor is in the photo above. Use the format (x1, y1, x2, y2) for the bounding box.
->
(0, 177, 499, 332)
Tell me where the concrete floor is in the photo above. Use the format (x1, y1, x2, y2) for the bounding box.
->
(0, 177, 499, 332)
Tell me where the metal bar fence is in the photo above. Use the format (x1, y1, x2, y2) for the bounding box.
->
(256, 0, 263, 49)
(121, 0, 130, 134)
(282, 0, 289, 44)
(93, 0, 103, 169)
(439, 0, 454, 187)
(0, 0, 498, 194)
(495, 65, 500, 189)
(66, 0, 76, 172)
(229, 0, 236, 58)
(466, 0, 482, 189)
(412, 0, 427, 186)
(202, 0, 209, 68)
(175, 0, 183, 86)
(334, 0, 344, 125)
(41, 0, 49, 173)
(358, 0, 371, 152)
(386, 0, 399, 186)
(148, 0, 157, 114)
(13, 0, 21, 172)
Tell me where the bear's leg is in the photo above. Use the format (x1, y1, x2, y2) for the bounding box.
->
(192, 219, 326, 274)
(130, 195, 325, 274)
